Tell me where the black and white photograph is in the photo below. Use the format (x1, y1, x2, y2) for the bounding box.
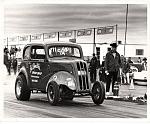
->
(0, 0, 149, 123)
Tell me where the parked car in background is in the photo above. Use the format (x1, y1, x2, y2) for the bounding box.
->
(133, 70, 147, 86)
(130, 63, 147, 86)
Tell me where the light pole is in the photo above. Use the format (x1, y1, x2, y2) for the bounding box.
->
(58, 32, 59, 41)
(7, 37, 8, 48)
(116, 24, 118, 42)
(43, 33, 45, 41)
(93, 28, 96, 54)
(124, 4, 128, 56)
(74, 30, 76, 39)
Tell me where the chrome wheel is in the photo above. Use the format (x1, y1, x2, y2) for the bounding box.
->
(48, 86, 54, 101)
(15, 75, 31, 101)
(91, 81, 105, 105)
(16, 80, 22, 96)
(47, 82, 60, 105)
(93, 85, 100, 100)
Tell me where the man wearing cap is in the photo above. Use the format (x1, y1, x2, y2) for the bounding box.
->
(105, 43, 121, 96)
(142, 58, 147, 71)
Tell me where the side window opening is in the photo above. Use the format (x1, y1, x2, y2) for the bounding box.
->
(31, 46, 46, 59)
(23, 46, 30, 60)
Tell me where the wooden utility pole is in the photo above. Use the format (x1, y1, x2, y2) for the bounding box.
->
(74, 30, 76, 39)
(43, 33, 45, 41)
(93, 28, 96, 54)
(7, 37, 8, 48)
(116, 24, 118, 42)
(124, 4, 128, 56)
(58, 32, 59, 41)
(29, 35, 31, 42)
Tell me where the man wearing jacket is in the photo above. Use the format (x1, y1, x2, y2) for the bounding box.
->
(4, 48, 11, 75)
(89, 53, 98, 83)
(105, 43, 121, 96)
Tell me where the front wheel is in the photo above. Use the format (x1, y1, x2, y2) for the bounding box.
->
(47, 81, 60, 105)
(91, 81, 105, 105)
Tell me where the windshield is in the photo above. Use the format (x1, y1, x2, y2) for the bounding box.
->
(48, 46, 81, 58)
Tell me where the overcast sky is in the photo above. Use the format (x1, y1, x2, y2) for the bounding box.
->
(4, 4, 147, 44)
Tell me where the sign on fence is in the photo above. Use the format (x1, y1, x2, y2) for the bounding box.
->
(59, 31, 72, 38)
(44, 33, 56, 39)
(97, 26, 114, 35)
(31, 34, 42, 40)
(19, 36, 28, 41)
(77, 29, 92, 36)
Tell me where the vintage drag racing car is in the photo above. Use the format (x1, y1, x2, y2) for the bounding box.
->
(15, 42, 105, 105)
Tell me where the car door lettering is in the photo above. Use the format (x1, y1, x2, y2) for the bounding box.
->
(31, 75, 40, 79)
(32, 79, 38, 83)
(30, 63, 41, 72)
(30, 62, 43, 83)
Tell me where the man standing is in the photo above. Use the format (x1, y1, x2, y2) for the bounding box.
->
(127, 57, 133, 64)
(122, 58, 130, 84)
(12, 55, 18, 75)
(137, 57, 142, 63)
(141, 58, 147, 71)
(105, 43, 121, 96)
(89, 53, 98, 83)
(4, 48, 11, 75)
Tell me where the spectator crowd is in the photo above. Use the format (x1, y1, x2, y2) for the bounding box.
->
(4, 47, 18, 75)
(88, 43, 147, 96)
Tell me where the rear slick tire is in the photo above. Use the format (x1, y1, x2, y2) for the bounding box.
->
(15, 74, 31, 101)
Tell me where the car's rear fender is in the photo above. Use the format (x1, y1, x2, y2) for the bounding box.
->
(17, 67, 30, 87)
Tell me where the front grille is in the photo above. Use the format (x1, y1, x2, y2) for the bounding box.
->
(77, 62, 89, 90)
